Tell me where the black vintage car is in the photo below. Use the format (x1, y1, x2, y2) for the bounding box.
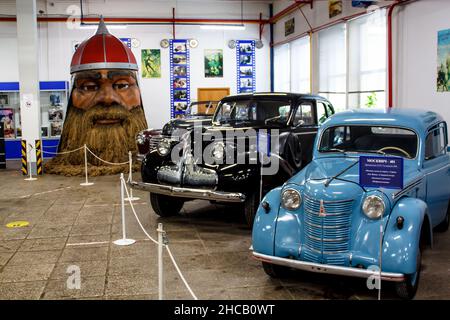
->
(131, 93, 335, 226)
(135, 101, 217, 160)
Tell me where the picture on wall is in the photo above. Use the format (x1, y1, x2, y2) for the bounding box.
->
(0, 94, 9, 107)
(329, 0, 343, 19)
(50, 93, 61, 106)
(170, 39, 190, 118)
(174, 65, 187, 77)
(48, 105, 64, 122)
(173, 42, 187, 53)
(175, 101, 188, 112)
(141, 49, 161, 78)
(236, 40, 256, 94)
(437, 29, 450, 92)
(50, 121, 63, 137)
(204, 49, 223, 78)
(173, 78, 187, 89)
(174, 90, 187, 100)
(0, 108, 14, 138)
(173, 54, 187, 64)
(239, 66, 253, 77)
(240, 55, 252, 66)
(41, 126, 48, 138)
(285, 18, 295, 37)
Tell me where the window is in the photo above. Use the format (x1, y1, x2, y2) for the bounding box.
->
(294, 102, 314, 126)
(319, 125, 418, 159)
(290, 36, 311, 93)
(318, 24, 347, 112)
(425, 123, 448, 160)
(274, 35, 311, 94)
(348, 9, 387, 109)
(317, 101, 328, 124)
(274, 44, 290, 92)
(318, 10, 387, 111)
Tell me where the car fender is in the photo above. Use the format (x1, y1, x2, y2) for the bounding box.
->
(252, 187, 282, 256)
(382, 197, 430, 275)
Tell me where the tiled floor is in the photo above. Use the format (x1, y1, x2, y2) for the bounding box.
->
(0, 161, 449, 300)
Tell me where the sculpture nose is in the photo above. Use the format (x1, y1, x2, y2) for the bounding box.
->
(94, 84, 121, 106)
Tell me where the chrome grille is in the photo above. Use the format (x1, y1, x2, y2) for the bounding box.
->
(149, 136, 164, 151)
(303, 195, 353, 261)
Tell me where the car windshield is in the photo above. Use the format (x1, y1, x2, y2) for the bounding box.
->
(213, 99, 292, 124)
(188, 101, 218, 117)
(318, 125, 418, 159)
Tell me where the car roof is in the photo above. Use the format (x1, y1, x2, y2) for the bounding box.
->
(221, 92, 328, 102)
(323, 108, 444, 134)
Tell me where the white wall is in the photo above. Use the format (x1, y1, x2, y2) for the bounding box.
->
(395, 0, 450, 127)
(0, 0, 271, 129)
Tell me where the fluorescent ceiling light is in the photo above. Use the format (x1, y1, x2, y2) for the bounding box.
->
(80, 24, 127, 30)
(200, 25, 245, 31)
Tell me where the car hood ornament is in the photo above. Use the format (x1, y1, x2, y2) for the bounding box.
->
(319, 199, 326, 217)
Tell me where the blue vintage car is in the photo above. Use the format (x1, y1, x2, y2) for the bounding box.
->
(252, 108, 450, 299)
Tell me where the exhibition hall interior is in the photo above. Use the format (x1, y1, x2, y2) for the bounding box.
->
(0, 0, 449, 301)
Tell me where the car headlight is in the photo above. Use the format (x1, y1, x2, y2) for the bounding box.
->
(211, 142, 225, 161)
(362, 195, 385, 219)
(157, 139, 171, 156)
(136, 132, 146, 145)
(281, 189, 302, 211)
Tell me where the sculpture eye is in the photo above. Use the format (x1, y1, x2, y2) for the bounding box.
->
(79, 82, 99, 92)
(113, 82, 130, 90)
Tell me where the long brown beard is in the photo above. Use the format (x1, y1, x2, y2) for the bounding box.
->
(45, 104, 147, 176)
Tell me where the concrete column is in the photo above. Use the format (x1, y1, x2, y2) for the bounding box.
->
(16, 0, 40, 174)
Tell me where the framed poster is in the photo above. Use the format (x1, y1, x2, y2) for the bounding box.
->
(170, 39, 190, 118)
(141, 49, 161, 78)
(437, 29, 450, 92)
(204, 49, 223, 78)
(236, 40, 256, 94)
(51, 121, 63, 137)
(329, 0, 343, 19)
(0, 94, 9, 107)
(285, 18, 295, 37)
(0, 108, 14, 138)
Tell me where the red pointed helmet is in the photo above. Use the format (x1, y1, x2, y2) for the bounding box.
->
(70, 18, 138, 74)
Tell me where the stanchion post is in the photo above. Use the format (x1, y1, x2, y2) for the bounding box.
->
(80, 144, 94, 186)
(157, 222, 164, 300)
(113, 173, 136, 246)
(24, 143, 37, 181)
(125, 151, 140, 201)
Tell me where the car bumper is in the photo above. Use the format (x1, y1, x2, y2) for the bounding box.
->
(136, 153, 145, 162)
(253, 251, 405, 282)
(129, 180, 246, 203)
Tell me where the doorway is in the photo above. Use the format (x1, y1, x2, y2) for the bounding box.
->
(197, 87, 230, 114)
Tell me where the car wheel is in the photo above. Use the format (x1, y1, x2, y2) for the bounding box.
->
(435, 200, 449, 232)
(394, 228, 424, 300)
(262, 262, 290, 278)
(150, 193, 184, 217)
(243, 192, 259, 228)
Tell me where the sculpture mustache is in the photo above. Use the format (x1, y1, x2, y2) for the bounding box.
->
(81, 104, 136, 128)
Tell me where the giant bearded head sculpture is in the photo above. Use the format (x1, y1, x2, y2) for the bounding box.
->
(46, 19, 147, 176)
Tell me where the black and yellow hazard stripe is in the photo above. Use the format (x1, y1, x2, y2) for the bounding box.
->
(21, 140, 27, 175)
(35, 140, 43, 175)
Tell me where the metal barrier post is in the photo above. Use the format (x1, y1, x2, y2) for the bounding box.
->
(113, 173, 136, 246)
(24, 143, 37, 181)
(157, 223, 164, 300)
(80, 144, 94, 186)
(125, 151, 140, 201)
